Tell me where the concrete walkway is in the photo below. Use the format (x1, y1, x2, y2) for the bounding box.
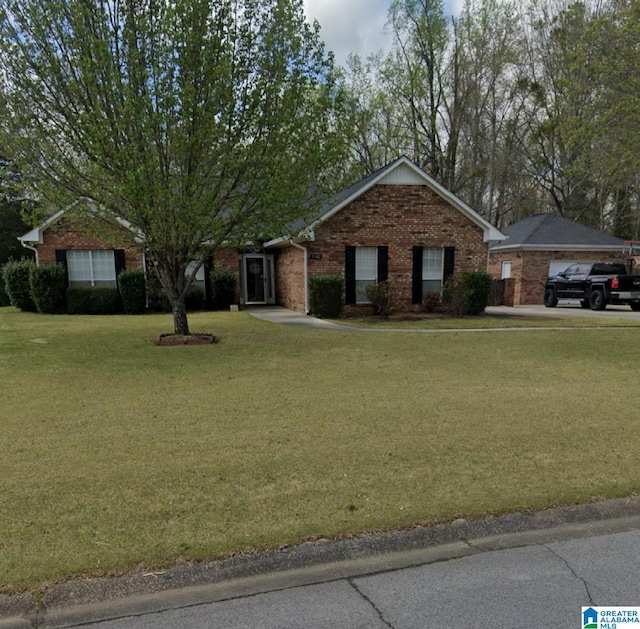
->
(246, 305, 640, 331)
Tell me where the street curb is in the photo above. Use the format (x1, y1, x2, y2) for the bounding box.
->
(3, 495, 640, 628)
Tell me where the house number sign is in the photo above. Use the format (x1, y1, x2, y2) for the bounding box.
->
(310, 253, 322, 260)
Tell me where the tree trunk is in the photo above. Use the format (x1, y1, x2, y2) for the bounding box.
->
(172, 296, 190, 335)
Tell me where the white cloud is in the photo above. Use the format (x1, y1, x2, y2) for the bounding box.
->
(303, 0, 465, 68)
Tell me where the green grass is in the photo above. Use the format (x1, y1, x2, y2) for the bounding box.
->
(1, 307, 639, 593)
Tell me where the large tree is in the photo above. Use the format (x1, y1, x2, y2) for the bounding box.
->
(0, 0, 351, 334)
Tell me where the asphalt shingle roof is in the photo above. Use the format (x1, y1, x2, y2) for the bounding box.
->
(492, 213, 623, 249)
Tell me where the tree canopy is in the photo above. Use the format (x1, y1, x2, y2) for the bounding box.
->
(0, 0, 352, 333)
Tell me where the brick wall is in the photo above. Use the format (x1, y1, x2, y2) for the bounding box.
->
(37, 218, 143, 269)
(274, 247, 306, 311)
(213, 247, 241, 304)
(276, 184, 488, 313)
(489, 249, 623, 305)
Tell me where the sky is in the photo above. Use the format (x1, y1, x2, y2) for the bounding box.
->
(303, 0, 465, 68)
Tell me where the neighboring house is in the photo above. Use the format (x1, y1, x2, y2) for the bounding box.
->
(488, 213, 625, 306)
(19, 157, 506, 312)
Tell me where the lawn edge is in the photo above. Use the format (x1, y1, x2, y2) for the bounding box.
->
(3, 494, 639, 627)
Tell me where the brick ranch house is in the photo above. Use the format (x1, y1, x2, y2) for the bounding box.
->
(19, 157, 506, 312)
(488, 213, 625, 306)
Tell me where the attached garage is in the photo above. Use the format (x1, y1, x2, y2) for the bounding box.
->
(488, 214, 624, 306)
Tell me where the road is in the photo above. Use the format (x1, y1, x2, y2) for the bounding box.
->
(48, 524, 640, 629)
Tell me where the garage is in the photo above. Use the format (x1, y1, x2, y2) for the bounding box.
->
(547, 259, 597, 278)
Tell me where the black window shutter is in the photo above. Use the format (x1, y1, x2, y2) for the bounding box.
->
(114, 249, 126, 277)
(412, 247, 423, 305)
(203, 255, 213, 305)
(443, 247, 455, 284)
(377, 246, 388, 283)
(345, 246, 356, 304)
(55, 250, 69, 286)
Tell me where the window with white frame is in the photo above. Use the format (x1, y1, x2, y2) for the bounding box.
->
(66, 250, 117, 287)
(355, 247, 377, 303)
(501, 260, 512, 279)
(185, 261, 206, 293)
(422, 247, 444, 296)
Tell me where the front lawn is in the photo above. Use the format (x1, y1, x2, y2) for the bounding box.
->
(1, 307, 638, 593)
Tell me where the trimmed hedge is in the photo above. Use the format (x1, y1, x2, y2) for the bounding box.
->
(186, 285, 205, 311)
(29, 264, 67, 314)
(0, 265, 10, 307)
(309, 275, 343, 318)
(3, 259, 37, 311)
(364, 280, 393, 319)
(66, 286, 120, 315)
(210, 268, 237, 310)
(442, 271, 494, 316)
(118, 269, 147, 314)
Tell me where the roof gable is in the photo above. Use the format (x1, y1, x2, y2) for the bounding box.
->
(267, 157, 505, 246)
(492, 213, 624, 251)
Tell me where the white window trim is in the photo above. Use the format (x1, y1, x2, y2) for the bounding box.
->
(67, 250, 117, 287)
(355, 247, 378, 304)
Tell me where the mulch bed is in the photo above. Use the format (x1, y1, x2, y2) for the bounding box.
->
(156, 333, 216, 346)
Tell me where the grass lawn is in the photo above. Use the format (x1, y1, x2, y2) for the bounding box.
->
(1, 307, 639, 593)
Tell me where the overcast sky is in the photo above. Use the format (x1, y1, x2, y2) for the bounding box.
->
(303, 0, 464, 68)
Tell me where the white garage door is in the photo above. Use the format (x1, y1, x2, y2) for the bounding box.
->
(548, 260, 597, 278)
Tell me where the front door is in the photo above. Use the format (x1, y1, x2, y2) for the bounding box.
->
(242, 254, 275, 305)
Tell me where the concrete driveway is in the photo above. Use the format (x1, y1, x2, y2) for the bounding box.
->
(488, 303, 640, 320)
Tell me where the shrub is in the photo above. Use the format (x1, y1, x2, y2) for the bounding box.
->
(29, 264, 67, 314)
(118, 269, 147, 314)
(364, 280, 393, 319)
(66, 286, 120, 315)
(3, 259, 37, 311)
(310, 275, 343, 318)
(442, 271, 493, 316)
(210, 268, 237, 310)
(422, 291, 440, 313)
(185, 285, 205, 311)
(0, 265, 10, 307)
(145, 272, 171, 313)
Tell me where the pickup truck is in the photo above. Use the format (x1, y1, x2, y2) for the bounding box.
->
(544, 262, 640, 311)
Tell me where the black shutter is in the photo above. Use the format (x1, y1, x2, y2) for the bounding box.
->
(377, 246, 388, 283)
(345, 246, 356, 304)
(412, 247, 423, 305)
(203, 255, 213, 306)
(55, 250, 69, 286)
(114, 249, 126, 276)
(443, 247, 455, 284)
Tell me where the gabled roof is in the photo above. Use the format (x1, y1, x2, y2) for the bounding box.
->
(491, 213, 624, 251)
(265, 156, 506, 247)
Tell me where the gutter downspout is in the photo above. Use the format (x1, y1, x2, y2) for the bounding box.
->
(20, 241, 39, 264)
(289, 240, 309, 314)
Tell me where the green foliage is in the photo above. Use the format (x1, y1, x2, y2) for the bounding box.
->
(0, 264, 9, 306)
(185, 286, 205, 311)
(442, 271, 493, 316)
(210, 268, 237, 310)
(2, 259, 37, 311)
(66, 286, 120, 315)
(0, 0, 353, 334)
(117, 269, 147, 314)
(28, 264, 66, 314)
(309, 275, 343, 318)
(422, 291, 440, 313)
(145, 272, 171, 313)
(364, 280, 393, 319)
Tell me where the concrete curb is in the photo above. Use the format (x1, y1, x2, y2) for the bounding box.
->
(3, 495, 640, 628)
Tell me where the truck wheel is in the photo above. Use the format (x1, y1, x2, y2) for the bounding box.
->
(580, 300, 589, 309)
(544, 288, 558, 308)
(589, 289, 607, 310)
(630, 302, 640, 312)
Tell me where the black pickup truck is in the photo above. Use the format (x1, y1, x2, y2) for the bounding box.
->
(544, 262, 640, 311)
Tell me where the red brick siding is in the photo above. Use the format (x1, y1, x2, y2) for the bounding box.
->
(213, 247, 241, 304)
(279, 184, 488, 313)
(37, 219, 143, 270)
(274, 247, 306, 311)
(489, 249, 623, 305)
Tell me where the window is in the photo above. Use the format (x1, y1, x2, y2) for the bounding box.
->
(501, 260, 512, 279)
(355, 247, 378, 303)
(66, 250, 117, 287)
(185, 261, 206, 293)
(345, 246, 388, 305)
(422, 248, 444, 296)
(412, 247, 455, 305)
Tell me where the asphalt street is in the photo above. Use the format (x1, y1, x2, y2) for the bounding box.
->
(60, 526, 640, 629)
